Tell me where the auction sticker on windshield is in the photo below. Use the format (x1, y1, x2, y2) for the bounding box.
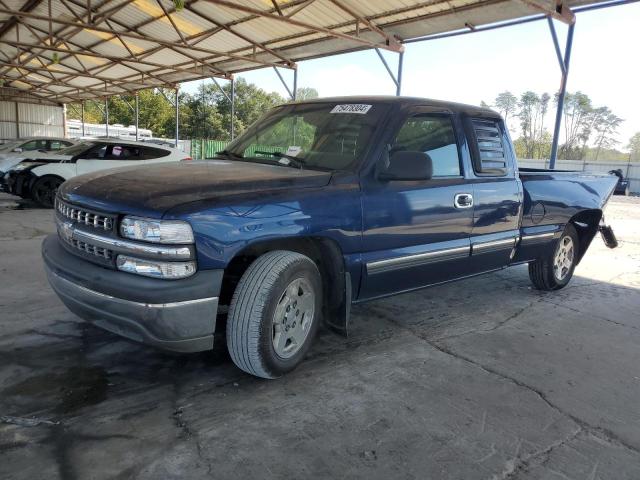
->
(286, 146, 302, 157)
(330, 104, 372, 114)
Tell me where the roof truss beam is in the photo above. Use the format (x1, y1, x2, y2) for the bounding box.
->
(519, 0, 576, 23)
(0, 7, 295, 68)
(200, 0, 404, 52)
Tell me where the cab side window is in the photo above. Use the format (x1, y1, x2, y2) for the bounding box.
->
(20, 139, 47, 151)
(139, 147, 171, 159)
(49, 140, 73, 151)
(82, 144, 108, 159)
(104, 145, 141, 160)
(392, 115, 461, 177)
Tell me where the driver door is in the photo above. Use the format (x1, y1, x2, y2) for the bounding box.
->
(359, 109, 474, 300)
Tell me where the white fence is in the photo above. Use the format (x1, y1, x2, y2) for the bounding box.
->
(518, 159, 640, 193)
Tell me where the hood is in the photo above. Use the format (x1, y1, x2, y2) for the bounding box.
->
(58, 160, 333, 216)
(21, 153, 72, 161)
(0, 156, 24, 172)
(3, 154, 72, 173)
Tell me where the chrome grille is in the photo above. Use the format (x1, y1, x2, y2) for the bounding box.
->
(57, 222, 114, 261)
(56, 199, 113, 231)
(70, 238, 114, 260)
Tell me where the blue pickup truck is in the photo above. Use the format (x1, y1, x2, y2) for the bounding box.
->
(42, 97, 618, 379)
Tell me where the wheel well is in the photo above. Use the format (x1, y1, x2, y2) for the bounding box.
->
(35, 174, 65, 182)
(219, 237, 348, 332)
(30, 174, 65, 190)
(568, 209, 602, 264)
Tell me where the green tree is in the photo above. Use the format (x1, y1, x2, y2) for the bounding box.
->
(518, 91, 549, 159)
(593, 109, 623, 160)
(67, 89, 176, 137)
(628, 132, 640, 162)
(295, 87, 319, 100)
(211, 78, 286, 140)
(494, 91, 518, 126)
(66, 80, 285, 141)
(559, 91, 592, 159)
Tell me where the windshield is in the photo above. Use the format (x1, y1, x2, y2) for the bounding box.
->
(220, 102, 390, 171)
(57, 141, 96, 156)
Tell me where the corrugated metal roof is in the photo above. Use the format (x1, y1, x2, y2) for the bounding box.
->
(0, 0, 612, 103)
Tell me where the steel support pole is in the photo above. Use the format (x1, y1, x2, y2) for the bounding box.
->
(273, 66, 295, 100)
(549, 22, 575, 169)
(375, 48, 404, 96)
(105, 98, 109, 137)
(175, 87, 179, 148)
(81, 101, 85, 137)
(135, 94, 139, 141)
(396, 51, 404, 96)
(230, 77, 235, 140)
(293, 68, 298, 100)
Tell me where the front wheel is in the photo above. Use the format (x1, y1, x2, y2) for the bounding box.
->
(528, 224, 579, 291)
(32, 176, 63, 208)
(226, 250, 322, 379)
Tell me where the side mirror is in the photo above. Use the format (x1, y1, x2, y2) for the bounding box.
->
(12, 147, 23, 153)
(378, 151, 433, 181)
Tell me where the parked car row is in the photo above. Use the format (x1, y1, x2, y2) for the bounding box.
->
(1, 138, 191, 207)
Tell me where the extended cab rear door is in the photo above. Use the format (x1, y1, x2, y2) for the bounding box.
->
(463, 115, 523, 272)
(359, 107, 474, 300)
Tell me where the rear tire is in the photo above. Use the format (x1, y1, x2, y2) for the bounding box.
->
(32, 176, 63, 208)
(226, 250, 322, 379)
(528, 224, 579, 291)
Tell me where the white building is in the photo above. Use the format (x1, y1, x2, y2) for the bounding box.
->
(66, 119, 152, 140)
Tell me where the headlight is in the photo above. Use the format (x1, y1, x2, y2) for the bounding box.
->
(116, 255, 196, 279)
(120, 216, 194, 244)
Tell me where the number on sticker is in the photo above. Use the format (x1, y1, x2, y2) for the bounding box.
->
(330, 104, 372, 114)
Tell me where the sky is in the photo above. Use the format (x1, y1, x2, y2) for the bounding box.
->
(181, 3, 640, 150)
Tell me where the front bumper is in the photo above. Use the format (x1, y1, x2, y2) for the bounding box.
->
(2, 170, 32, 197)
(42, 234, 222, 352)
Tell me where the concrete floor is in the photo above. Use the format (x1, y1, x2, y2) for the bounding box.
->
(1, 192, 639, 480)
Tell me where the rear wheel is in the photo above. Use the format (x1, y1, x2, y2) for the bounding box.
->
(528, 224, 579, 291)
(32, 176, 63, 208)
(226, 250, 322, 379)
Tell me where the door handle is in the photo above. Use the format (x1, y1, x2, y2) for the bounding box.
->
(454, 193, 473, 209)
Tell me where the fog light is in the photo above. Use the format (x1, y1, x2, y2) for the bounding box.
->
(116, 255, 196, 279)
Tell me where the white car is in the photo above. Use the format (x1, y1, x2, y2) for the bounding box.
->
(3, 139, 191, 207)
(0, 137, 77, 173)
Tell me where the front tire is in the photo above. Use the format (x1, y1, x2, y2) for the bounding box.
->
(226, 250, 322, 379)
(32, 176, 63, 208)
(528, 224, 579, 291)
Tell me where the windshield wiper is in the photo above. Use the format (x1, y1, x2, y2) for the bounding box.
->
(212, 149, 244, 160)
(254, 150, 306, 169)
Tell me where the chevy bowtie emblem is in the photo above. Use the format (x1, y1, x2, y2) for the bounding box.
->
(59, 221, 74, 243)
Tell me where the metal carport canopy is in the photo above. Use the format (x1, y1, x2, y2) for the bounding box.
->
(0, 0, 604, 103)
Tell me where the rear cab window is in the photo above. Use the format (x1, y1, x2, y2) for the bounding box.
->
(465, 117, 512, 176)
